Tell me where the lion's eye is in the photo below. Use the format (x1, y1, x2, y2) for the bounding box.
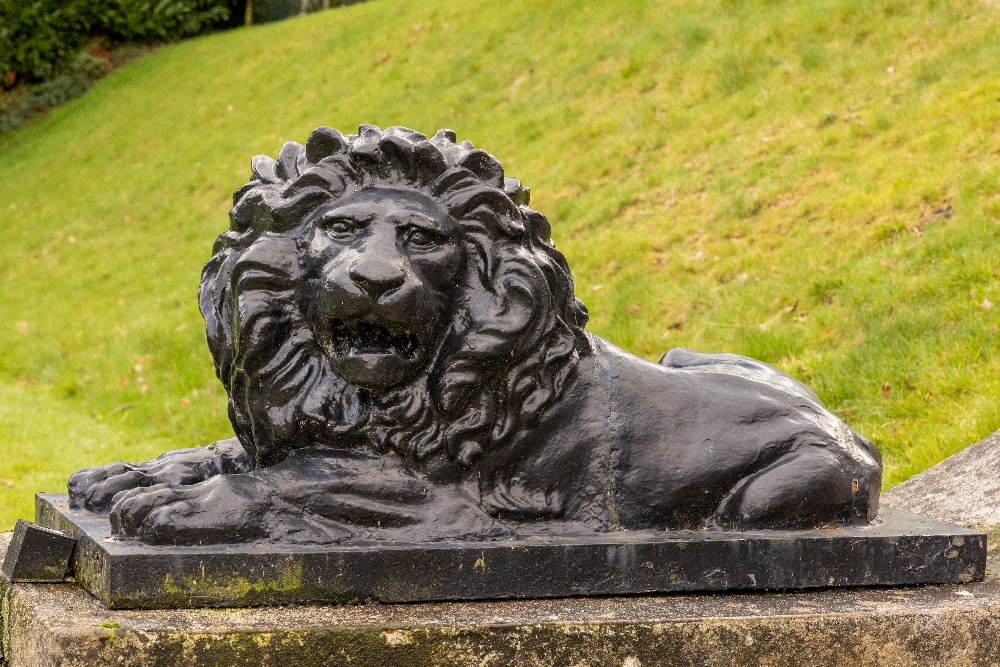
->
(321, 218, 359, 239)
(403, 227, 442, 248)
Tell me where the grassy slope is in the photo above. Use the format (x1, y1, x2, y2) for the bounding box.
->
(1, 0, 999, 529)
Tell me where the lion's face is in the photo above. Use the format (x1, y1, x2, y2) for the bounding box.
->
(300, 187, 465, 391)
(203, 125, 590, 468)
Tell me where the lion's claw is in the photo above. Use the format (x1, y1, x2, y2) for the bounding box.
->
(82, 469, 157, 512)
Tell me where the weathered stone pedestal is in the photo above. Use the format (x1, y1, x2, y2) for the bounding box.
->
(4, 429, 1000, 666)
(4, 555, 1000, 667)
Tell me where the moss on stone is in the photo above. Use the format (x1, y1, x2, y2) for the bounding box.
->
(151, 561, 305, 607)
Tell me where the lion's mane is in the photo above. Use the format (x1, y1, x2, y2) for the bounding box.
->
(199, 125, 589, 471)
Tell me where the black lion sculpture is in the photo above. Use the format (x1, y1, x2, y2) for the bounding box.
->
(69, 125, 882, 545)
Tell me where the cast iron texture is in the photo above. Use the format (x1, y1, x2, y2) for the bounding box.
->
(65, 125, 884, 548)
(37, 494, 985, 610)
(1, 519, 75, 583)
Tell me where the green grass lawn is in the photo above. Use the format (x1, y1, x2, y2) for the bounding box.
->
(1, 0, 999, 530)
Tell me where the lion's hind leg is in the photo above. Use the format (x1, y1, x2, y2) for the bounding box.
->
(711, 445, 881, 530)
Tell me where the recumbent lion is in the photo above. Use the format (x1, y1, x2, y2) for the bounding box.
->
(69, 125, 882, 545)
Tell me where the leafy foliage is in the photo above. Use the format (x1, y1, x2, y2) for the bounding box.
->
(0, 53, 109, 133)
(0, 0, 231, 85)
(0, 1, 92, 82)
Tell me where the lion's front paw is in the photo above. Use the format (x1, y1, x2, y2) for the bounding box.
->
(69, 462, 157, 512)
(109, 475, 271, 545)
(69, 439, 248, 512)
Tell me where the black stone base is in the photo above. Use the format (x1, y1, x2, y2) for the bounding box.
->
(36, 493, 986, 610)
(1, 519, 76, 583)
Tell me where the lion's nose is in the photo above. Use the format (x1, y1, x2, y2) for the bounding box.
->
(349, 262, 406, 298)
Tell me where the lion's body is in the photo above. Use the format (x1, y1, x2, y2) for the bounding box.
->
(68, 125, 882, 545)
(476, 336, 880, 533)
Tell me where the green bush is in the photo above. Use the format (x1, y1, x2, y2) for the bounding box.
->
(0, 52, 110, 132)
(92, 0, 231, 42)
(0, 2, 92, 82)
(0, 0, 232, 85)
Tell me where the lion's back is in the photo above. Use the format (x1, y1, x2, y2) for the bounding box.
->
(591, 340, 881, 529)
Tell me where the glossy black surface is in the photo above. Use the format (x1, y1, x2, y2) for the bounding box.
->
(68, 125, 882, 546)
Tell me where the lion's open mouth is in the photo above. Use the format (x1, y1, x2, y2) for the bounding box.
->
(327, 319, 420, 358)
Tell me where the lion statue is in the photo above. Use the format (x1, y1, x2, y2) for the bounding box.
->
(69, 125, 882, 545)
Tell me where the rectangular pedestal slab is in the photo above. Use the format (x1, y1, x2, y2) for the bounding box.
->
(36, 493, 986, 610)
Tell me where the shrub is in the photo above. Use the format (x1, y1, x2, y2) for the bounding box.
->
(0, 51, 110, 132)
(91, 0, 232, 42)
(0, 2, 93, 83)
(0, 0, 233, 85)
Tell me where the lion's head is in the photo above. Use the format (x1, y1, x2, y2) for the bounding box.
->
(199, 125, 589, 471)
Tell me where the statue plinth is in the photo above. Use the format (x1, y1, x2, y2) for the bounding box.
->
(37, 494, 984, 609)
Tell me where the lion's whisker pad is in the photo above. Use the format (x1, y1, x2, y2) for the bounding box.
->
(51, 124, 984, 608)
